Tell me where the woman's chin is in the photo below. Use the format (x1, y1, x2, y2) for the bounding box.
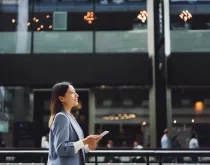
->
(74, 102, 78, 106)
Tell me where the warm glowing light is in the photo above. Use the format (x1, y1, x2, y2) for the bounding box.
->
(103, 114, 136, 120)
(179, 10, 192, 22)
(12, 19, 15, 23)
(194, 101, 204, 114)
(173, 120, 177, 124)
(115, 117, 119, 120)
(100, 85, 105, 89)
(40, 25, 44, 29)
(36, 19, 39, 23)
(191, 119, 195, 123)
(27, 22, 30, 26)
(137, 10, 148, 23)
(46, 15, 50, 19)
(33, 17, 36, 21)
(84, 12, 95, 24)
(49, 25, 53, 29)
(37, 27, 40, 31)
(143, 122, 147, 126)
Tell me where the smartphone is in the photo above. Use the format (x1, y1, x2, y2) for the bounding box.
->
(100, 131, 109, 137)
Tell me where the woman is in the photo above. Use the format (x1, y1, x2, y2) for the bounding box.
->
(47, 82, 101, 165)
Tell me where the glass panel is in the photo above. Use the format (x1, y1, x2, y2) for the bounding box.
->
(95, 1, 147, 53)
(171, 87, 210, 149)
(170, 1, 210, 52)
(33, 32, 93, 53)
(171, 30, 210, 52)
(95, 87, 149, 151)
(0, 32, 31, 54)
(96, 31, 147, 53)
(0, 1, 31, 54)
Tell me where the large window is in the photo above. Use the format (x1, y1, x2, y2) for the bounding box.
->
(0, 0, 148, 54)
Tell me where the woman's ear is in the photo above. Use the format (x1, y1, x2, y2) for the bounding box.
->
(58, 96, 64, 103)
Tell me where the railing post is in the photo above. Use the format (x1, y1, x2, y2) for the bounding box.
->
(159, 154, 162, 165)
(146, 155, 150, 165)
(95, 155, 98, 165)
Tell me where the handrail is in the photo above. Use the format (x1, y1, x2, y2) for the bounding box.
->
(0, 149, 209, 155)
(0, 149, 209, 165)
(88, 149, 210, 156)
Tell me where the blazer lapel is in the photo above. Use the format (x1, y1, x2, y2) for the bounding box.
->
(70, 117, 83, 140)
(62, 111, 85, 162)
(62, 111, 81, 140)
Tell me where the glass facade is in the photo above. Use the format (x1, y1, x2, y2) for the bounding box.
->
(0, 0, 148, 54)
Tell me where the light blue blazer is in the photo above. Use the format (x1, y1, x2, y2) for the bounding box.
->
(47, 111, 86, 165)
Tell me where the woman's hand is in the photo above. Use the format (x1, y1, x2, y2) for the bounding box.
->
(88, 135, 102, 150)
(83, 135, 102, 146)
(88, 144, 97, 150)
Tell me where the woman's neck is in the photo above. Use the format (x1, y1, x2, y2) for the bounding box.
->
(63, 106, 72, 114)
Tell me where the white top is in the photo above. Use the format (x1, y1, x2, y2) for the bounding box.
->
(74, 140, 90, 154)
(41, 135, 89, 153)
(134, 145, 143, 149)
(161, 134, 170, 149)
(41, 136, 49, 149)
(189, 138, 199, 148)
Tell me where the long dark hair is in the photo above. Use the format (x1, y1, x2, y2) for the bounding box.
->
(48, 82, 70, 128)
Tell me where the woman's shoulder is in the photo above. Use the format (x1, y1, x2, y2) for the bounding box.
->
(50, 112, 71, 130)
(54, 112, 69, 122)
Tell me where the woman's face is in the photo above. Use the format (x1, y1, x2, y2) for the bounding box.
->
(60, 85, 79, 108)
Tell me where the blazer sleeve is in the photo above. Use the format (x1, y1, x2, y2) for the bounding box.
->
(52, 114, 76, 157)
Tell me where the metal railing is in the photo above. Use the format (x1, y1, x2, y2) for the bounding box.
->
(0, 149, 210, 165)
